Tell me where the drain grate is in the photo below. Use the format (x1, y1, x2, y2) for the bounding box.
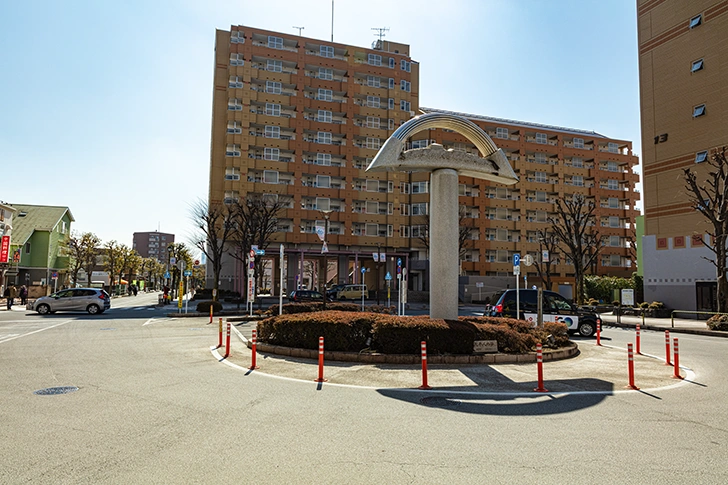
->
(34, 386, 79, 396)
(420, 396, 460, 407)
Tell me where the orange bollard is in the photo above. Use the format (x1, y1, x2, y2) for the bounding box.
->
(209, 304, 213, 324)
(314, 336, 327, 382)
(217, 317, 223, 349)
(596, 319, 602, 346)
(664, 330, 672, 365)
(534, 343, 548, 392)
(418, 341, 431, 390)
(224, 321, 231, 358)
(672, 338, 683, 379)
(249, 329, 259, 370)
(636, 324, 641, 355)
(627, 343, 639, 390)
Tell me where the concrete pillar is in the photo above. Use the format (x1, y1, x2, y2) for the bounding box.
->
(338, 255, 349, 284)
(286, 252, 300, 293)
(429, 168, 459, 320)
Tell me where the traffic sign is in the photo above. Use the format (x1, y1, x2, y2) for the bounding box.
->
(194, 259, 200, 266)
(523, 254, 534, 266)
(183, 270, 192, 277)
(513, 265, 520, 276)
(255, 249, 265, 255)
(52, 272, 58, 280)
(385, 272, 392, 281)
(170, 257, 176, 265)
(397, 258, 402, 267)
(361, 267, 366, 274)
(164, 272, 171, 279)
(321, 242, 328, 254)
(513, 254, 520, 266)
(177, 260, 186, 271)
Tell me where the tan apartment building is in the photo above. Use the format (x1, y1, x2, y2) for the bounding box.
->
(637, 0, 728, 310)
(132, 231, 175, 263)
(208, 25, 639, 300)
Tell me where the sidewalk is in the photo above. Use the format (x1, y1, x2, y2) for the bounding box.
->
(599, 312, 727, 338)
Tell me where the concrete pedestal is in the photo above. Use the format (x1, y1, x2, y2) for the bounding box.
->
(429, 169, 460, 320)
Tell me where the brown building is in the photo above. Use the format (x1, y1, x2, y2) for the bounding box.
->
(637, 0, 728, 310)
(208, 25, 639, 300)
(132, 231, 175, 263)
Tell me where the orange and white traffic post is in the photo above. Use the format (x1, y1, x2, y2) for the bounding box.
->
(217, 318, 223, 349)
(418, 341, 431, 390)
(664, 330, 672, 366)
(249, 328, 259, 370)
(314, 336, 327, 383)
(672, 337, 683, 379)
(534, 343, 548, 392)
(636, 324, 641, 355)
(596, 319, 602, 346)
(627, 343, 639, 390)
(209, 304, 214, 324)
(224, 321, 231, 359)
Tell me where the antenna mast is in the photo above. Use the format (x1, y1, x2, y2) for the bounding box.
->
(371, 27, 389, 45)
(293, 26, 304, 36)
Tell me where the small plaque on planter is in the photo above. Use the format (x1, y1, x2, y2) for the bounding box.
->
(474, 340, 498, 354)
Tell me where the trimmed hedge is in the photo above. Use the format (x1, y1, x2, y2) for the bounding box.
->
(195, 300, 223, 313)
(707, 314, 728, 331)
(257, 311, 570, 355)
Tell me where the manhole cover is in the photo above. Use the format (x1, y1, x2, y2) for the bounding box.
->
(34, 386, 79, 396)
(420, 396, 460, 407)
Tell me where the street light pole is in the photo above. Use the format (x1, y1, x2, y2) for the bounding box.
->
(322, 213, 330, 311)
(376, 242, 381, 305)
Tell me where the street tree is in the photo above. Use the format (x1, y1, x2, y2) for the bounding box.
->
(65, 231, 99, 286)
(115, 245, 135, 291)
(190, 199, 237, 301)
(683, 146, 728, 312)
(548, 194, 604, 305)
(104, 241, 124, 290)
(167, 243, 193, 294)
(231, 194, 291, 294)
(79, 234, 101, 288)
(534, 229, 559, 291)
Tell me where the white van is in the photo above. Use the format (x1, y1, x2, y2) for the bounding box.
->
(336, 284, 368, 300)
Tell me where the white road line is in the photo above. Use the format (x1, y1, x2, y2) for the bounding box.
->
(0, 334, 21, 342)
(0, 320, 74, 344)
(143, 318, 157, 326)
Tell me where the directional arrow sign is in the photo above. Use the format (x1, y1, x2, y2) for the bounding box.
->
(385, 272, 392, 281)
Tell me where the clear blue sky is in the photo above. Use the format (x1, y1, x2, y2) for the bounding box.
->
(0, 0, 641, 251)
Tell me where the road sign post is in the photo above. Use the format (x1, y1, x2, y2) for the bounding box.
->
(513, 253, 521, 320)
(361, 267, 366, 311)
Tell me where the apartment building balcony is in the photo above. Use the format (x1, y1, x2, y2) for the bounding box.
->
(563, 137, 594, 151)
(301, 153, 346, 167)
(597, 141, 630, 156)
(303, 110, 347, 125)
(250, 33, 298, 53)
(250, 57, 298, 75)
(249, 104, 297, 120)
(303, 42, 348, 62)
(303, 66, 348, 83)
(302, 134, 347, 146)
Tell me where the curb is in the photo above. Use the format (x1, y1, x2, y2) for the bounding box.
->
(607, 322, 728, 338)
(244, 340, 579, 365)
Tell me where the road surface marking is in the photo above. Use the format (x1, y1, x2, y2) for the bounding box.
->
(0, 320, 73, 344)
(143, 318, 157, 326)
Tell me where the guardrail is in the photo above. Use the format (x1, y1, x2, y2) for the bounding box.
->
(671, 310, 728, 328)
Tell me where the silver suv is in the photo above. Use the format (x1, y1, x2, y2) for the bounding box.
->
(30, 288, 111, 315)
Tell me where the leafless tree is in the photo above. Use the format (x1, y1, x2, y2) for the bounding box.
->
(549, 194, 604, 304)
(417, 207, 473, 260)
(534, 229, 559, 291)
(190, 199, 237, 301)
(684, 146, 728, 312)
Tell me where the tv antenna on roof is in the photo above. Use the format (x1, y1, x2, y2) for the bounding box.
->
(372, 27, 389, 41)
(293, 26, 304, 36)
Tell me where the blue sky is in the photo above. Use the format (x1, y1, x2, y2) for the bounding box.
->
(0, 0, 641, 251)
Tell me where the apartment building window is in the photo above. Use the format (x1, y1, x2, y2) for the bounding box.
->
(225, 167, 240, 180)
(228, 76, 243, 88)
(535, 133, 547, 144)
(265, 103, 281, 116)
(608, 142, 618, 153)
(496, 127, 509, 139)
(411, 203, 428, 215)
(401, 60, 411, 72)
(264, 125, 280, 138)
(227, 121, 242, 134)
(607, 179, 619, 190)
(320, 45, 334, 58)
(401, 225, 411, 237)
(689, 14, 702, 29)
(535, 191, 547, 202)
(535, 171, 547, 183)
(400, 100, 411, 111)
(534, 152, 547, 164)
(363, 223, 377, 236)
(572, 157, 583, 168)
(573, 138, 584, 149)
(267, 59, 282, 72)
(224, 191, 239, 204)
(226, 144, 240, 156)
(230, 54, 244, 66)
(411, 140, 429, 149)
(696, 150, 708, 163)
(691, 58, 704, 73)
(388, 58, 395, 69)
(400, 80, 411, 92)
(367, 75, 380, 88)
(228, 98, 242, 110)
(400, 182, 410, 194)
(316, 175, 331, 188)
(319, 67, 333, 80)
(367, 96, 380, 108)
(316, 198, 331, 211)
(608, 197, 619, 209)
(316, 131, 332, 144)
(268, 36, 283, 49)
(263, 170, 279, 184)
(607, 161, 619, 172)
(265, 81, 282, 94)
(572, 175, 584, 186)
(693, 104, 706, 117)
(318, 110, 332, 123)
(388, 78, 395, 89)
(610, 254, 622, 266)
(366, 137, 381, 150)
(388, 118, 395, 130)
(264, 147, 280, 161)
(318, 89, 333, 102)
(316, 153, 332, 166)
(400, 204, 410, 216)
(368, 54, 382, 66)
(367, 116, 380, 129)
(230, 31, 244, 43)
(609, 216, 619, 228)
(412, 181, 429, 193)
(365, 201, 379, 214)
(609, 235, 621, 247)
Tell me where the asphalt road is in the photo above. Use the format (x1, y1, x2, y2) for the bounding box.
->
(1, 295, 727, 484)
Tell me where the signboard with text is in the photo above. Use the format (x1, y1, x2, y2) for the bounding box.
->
(0, 236, 9, 263)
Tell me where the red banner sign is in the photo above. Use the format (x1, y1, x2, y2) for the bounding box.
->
(0, 236, 9, 264)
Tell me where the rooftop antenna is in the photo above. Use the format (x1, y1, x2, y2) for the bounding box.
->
(372, 27, 389, 46)
(331, 0, 334, 42)
(293, 26, 304, 36)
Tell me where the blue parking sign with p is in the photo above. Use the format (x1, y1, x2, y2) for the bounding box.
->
(513, 254, 520, 266)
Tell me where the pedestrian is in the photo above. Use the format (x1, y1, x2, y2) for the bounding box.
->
(19, 285, 28, 305)
(6, 284, 17, 310)
(132, 284, 138, 296)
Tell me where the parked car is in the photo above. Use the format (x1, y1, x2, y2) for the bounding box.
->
(336, 284, 368, 300)
(326, 284, 346, 300)
(489, 288, 600, 337)
(288, 290, 330, 302)
(29, 288, 111, 315)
